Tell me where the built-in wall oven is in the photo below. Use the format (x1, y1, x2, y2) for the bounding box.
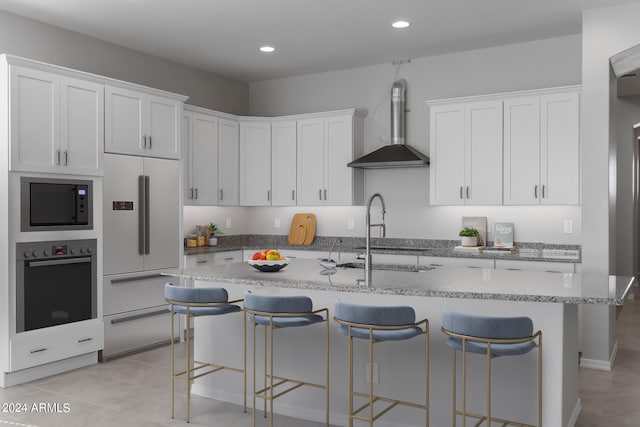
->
(16, 239, 97, 333)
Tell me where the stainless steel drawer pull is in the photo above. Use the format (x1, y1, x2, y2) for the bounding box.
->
(29, 257, 91, 267)
(195, 188, 198, 200)
(78, 338, 93, 343)
(459, 186, 463, 199)
(220, 189, 224, 200)
(466, 186, 470, 199)
(542, 185, 546, 198)
(267, 190, 270, 201)
(319, 189, 322, 200)
(110, 309, 168, 325)
(196, 260, 208, 264)
(506, 268, 522, 271)
(56, 149, 61, 165)
(110, 273, 164, 284)
(148, 136, 152, 149)
(143, 135, 147, 148)
(64, 150, 69, 166)
(324, 189, 327, 200)
(30, 348, 47, 354)
(223, 257, 235, 261)
(534, 185, 538, 198)
(292, 190, 295, 201)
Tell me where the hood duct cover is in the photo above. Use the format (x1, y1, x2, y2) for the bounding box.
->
(348, 79, 430, 168)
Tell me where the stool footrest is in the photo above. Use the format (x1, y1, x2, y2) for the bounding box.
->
(173, 360, 244, 382)
(255, 375, 327, 400)
(454, 410, 536, 427)
(351, 391, 428, 422)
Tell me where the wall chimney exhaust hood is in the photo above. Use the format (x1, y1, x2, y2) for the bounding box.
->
(348, 79, 430, 168)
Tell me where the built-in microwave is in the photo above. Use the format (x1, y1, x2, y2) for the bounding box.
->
(20, 177, 93, 231)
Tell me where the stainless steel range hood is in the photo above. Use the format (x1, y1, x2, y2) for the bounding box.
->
(348, 79, 430, 168)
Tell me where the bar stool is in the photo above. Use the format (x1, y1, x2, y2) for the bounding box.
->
(333, 300, 429, 427)
(165, 283, 246, 423)
(244, 291, 329, 427)
(441, 311, 542, 427)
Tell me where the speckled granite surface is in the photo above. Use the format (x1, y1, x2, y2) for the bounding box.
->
(164, 258, 632, 305)
(185, 235, 581, 263)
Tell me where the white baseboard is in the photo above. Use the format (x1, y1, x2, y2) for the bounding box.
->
(579, 341, 618, 371)
(566, 398, 582, 427)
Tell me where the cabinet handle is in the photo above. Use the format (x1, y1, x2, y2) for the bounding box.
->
(220, 189, 224, 201)
(110, 273, 163, 284)
(189, 188, 193, 199)
(466, 186, 470, 199)
(319, 189, 322, 200)
(110, 309, 168, 325)
(459, 186, 463, 199)
(324, 189, 327, 200)
(64, 150, 69, 166)
(56, 149, 61, 165)
(292, 190, 295, 201)
(77, 338, 93, 343)
(267, 190, 271, 201)
(143, 135, 147, 148)
(148, 136, 152, 149)
(195, 188, 198, 200)
(30, 348, 47, 354)
(196, 260, 208, 264)
(534, 185, 538, 199)
(223, 257, 234, 261)
(542, 185, 546, 198)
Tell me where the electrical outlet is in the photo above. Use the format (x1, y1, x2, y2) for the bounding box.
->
(225, 218, 232, 229)
(563, 220, 573, 234)
(274, 217, 281, 228)
(365, 363, 379, 384)
(347, 218, 355, 230)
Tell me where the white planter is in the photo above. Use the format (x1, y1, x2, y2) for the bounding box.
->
(208, 237, 218, 246)
(461, 236, 478, 247)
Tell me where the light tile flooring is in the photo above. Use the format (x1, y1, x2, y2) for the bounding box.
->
(1, 300, 639, 427)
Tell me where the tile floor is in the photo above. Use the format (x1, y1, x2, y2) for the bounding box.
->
(0, 299, 638, 427)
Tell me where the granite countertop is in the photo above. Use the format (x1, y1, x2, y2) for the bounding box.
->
(184, 235, 581, 263)
(164, 258, 631, 305)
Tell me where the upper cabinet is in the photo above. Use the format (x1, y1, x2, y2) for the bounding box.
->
(429, 100, 503, 205)
(297, 113, 365, 206)
(105, 85, 181, 159)
(271, 120, 297, 206)
(428, 86, 580, 206)
(183, 107, 239, 206)
(239, 119, 271, 206)
(503, 89, 580, 205)
(9, 66, 104, 175)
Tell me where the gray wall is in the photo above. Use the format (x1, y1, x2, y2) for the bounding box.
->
(0, 10, 248, 114)
(235, 35, 583, 244)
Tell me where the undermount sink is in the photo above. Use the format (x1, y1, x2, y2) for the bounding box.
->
(352, 246, 436, 252)
(337, 262, 436, 273)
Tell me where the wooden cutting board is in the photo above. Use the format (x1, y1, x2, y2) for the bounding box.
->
(288, 213, 317, 245)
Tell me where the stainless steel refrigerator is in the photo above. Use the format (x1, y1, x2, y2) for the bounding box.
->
(101, 153, 180, 360)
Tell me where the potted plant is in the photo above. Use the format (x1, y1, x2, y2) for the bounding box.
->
(207, 223, 224, 246)
(459, 227, 479, 247)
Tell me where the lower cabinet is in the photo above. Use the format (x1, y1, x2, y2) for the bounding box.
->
(418, 256, 495, 269)
(10, 320, 103, 372)
(494, 259, 575, 273)
(185, 250, 243, 268)
(101, 271, 178, 361)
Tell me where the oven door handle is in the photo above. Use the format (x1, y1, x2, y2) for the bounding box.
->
(28, 257, 92, 267)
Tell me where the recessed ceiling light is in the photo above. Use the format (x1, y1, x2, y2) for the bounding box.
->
(392, 20, 410, 29)
(260, 46, 275, 53)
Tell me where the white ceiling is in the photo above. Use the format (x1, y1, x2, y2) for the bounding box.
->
(0, 0, 639, 83)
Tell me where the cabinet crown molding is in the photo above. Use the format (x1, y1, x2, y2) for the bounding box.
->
(425, 85, 581, 107)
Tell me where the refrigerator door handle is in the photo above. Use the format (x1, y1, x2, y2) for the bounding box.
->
(138, 175, 146, 255)
(145, 175, 150, 255)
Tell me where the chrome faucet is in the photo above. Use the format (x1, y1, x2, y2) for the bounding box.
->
(364, 193, 386, 287)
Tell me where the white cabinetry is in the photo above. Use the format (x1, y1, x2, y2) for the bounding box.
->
(105, 85, 181, 159)
(271, 120, 297, 206)
(494, 259, 575, 273)
(503, 89, 580, 205)
(185, 250, 243, 268)
(9, 66, 104, 175)
(239, 120, 271, 206)
(297, 113, 364, 206)
(218, 118, 240, 206)
(429, 100, 503, 205)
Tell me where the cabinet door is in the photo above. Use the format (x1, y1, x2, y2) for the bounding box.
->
(503, 97, 541, 205)
(429, 104, 465, 205)
(60, 77, 104, 175)
(297, 118, 324, 206)
(9, 66, 59, 173)
(540, 92, 580, 205)
(144, 157, 180, 270)
(105, 86, 144, 156)
(147, 94, 181, 159)
(324, 115, 353, 205)
(183, 113, 193, 204)
(218, 118, 240, 206)
(239, 121, 271, 206)
(190, 113, 219, 205)
(465, 100, 503, 205)
(271, 120, 297, 206)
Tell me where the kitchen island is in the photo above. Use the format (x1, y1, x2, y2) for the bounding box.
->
(164, 259, 634, 427)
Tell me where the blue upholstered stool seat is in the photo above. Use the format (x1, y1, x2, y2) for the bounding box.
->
(334, 300, 422, 341)
(165, 283, 241, 316)
(244, 292, 323, 328)
(442, 311, 536, 356)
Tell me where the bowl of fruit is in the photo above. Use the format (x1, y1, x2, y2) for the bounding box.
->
(248, 249, 288, 272)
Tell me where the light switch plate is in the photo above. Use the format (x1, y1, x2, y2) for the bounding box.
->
(274, 217, 281, 228)
(225, 218, 232, 229)
(347, 218, 355, 230)
(563, 220, 573, 234)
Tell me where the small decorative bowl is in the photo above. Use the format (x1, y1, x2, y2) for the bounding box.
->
(248, 258, 288, 272)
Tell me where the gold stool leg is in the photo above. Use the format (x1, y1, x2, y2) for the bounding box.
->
(452, 347, 456, 427)
(325, 318, 330, 427)
(462, 339, 467, 427)
(186, 309, 191, 423)
(244, 309, 247, 413)
(252, 321, 257, 427)
(368, 330, 374, 427)
(264, 324, 268, 419)
(348, 332, 354, 427)
(170, 307, 175, 419)
(487, 343, 492, 426)
(538, 335, 543, 427)
(425, 330, 429, 427)
(270, 320, 274, 427)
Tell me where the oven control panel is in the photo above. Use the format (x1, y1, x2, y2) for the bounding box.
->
(17, 239, 97, 260)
